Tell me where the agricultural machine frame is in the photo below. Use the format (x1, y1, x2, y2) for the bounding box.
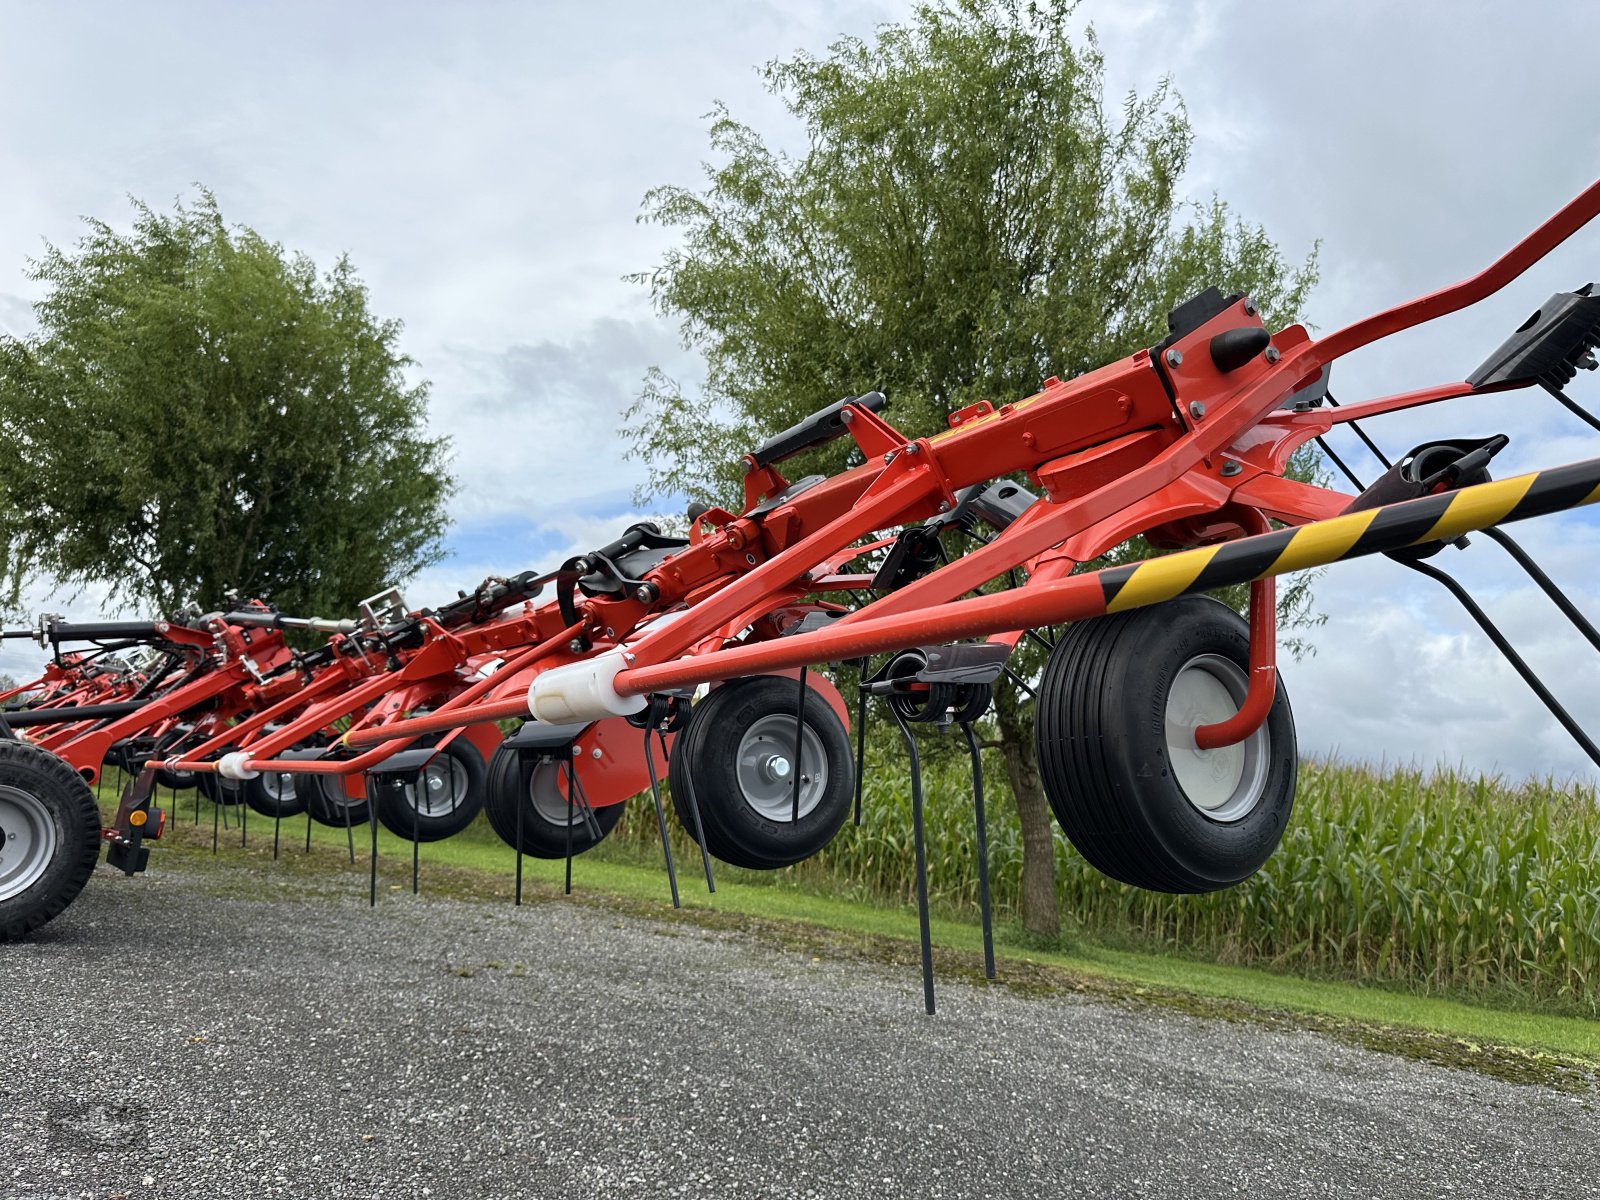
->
(3, 179, 1600, 1013)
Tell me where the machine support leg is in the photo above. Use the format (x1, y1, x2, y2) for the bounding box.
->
(369, 793, 379, 908)
(563, 757, 574, 897)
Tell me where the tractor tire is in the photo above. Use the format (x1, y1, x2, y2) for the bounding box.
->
(154, 768, 197, 791)
(482, 741, 623, 859)
(668, 675, 852, 870)
(1034, 594, 1297, 893)
(0, 741, 102, 941)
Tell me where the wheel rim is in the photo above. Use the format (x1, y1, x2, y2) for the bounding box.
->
(1165, 653, 1270, 823)
(261, 772, 297, 805)
(0, 784, 59, 902)
(526, 760, 586, 827)
(403, 757, 470, 819)
(733, 714, 827, 822)
(317, 775, 363, 812)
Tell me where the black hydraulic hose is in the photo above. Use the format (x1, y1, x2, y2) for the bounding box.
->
(128, 653, 183, 702)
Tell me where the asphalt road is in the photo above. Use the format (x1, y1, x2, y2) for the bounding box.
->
(3, 860, 1596, 1200)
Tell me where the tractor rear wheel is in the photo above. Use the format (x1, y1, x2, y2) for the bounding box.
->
(1034, 595, 1297, 893)
(0, 741, 102, 941)
(668, 675, 852, 870)
(482, 742, 623, 859)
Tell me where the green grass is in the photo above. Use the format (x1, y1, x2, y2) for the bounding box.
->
(610, 753, 1600, 1015)
(129, 786, 1600, 1085)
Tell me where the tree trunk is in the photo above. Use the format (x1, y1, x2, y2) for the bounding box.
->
(996, 694, 1059, 938)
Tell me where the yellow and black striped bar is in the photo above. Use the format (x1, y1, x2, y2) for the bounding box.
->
(616, 457, 1600, 695)
(1096, 459, 1600, 613)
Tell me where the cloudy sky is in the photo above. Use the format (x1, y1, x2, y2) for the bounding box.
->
(2, 0, 1598, 784)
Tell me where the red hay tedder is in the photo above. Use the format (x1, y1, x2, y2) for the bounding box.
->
(4, 180, 1600, 1010)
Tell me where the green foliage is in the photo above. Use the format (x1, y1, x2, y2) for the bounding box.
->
(627, 0, 1317, 511)
(0, 190, 454, 617)
(626, 0, 1324, 728)
(626, 0, 1326, 935)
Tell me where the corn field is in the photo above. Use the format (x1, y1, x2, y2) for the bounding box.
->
(606, 755, 1600, 1010)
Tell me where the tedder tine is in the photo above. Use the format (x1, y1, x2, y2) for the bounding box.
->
(887, 703, 936, 1016)
(960, 719, 996, 982)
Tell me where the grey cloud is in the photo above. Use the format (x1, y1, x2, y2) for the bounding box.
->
(428, 315, 698, 523)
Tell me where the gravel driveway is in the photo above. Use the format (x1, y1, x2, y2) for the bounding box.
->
(3, 859, 1596, 1199)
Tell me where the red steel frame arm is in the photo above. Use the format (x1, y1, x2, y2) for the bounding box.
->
(1315, 178, 1600, 364)
(613, 460, 1600, 695)
(1192, 510, 1276, 751)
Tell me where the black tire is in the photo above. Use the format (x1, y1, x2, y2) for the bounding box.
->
(304, 772, 371, 828)
(372, 738, 486, 842)
(1034, 594, 1297, 893)
(154, 768, 197, 791)
(241, 769, 308, 820)
(482, 740, 623, 859)
(0, 741, 102, 941)
(669, 675, 853, 870)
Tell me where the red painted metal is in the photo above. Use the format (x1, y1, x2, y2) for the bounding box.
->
(1194, 576, 1277, 751)
(1195, 510, 1277, 750)
(19, 177, 1599, 849)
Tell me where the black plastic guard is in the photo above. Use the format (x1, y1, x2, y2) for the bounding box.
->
(1154, 286, 1244, 355)
(1468, 284, 1600, 390)
(366, 747, 441, 776)
(502, 720, 589, 750)
(914, 642, 1011, 686)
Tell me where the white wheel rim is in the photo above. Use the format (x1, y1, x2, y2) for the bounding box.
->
(0, 784, 59, 902)
(317, 775, 363, 812)
(527, 760, 586, 827)
(1165, 653, 1270, 823)
(261, 773, 297, 804)
(403, 757, 470, 818)
(734, 714, 826, 822)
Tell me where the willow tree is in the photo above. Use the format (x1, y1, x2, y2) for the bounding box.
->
(0, 191, 453, 619)
(628, 0, 1317, 934)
